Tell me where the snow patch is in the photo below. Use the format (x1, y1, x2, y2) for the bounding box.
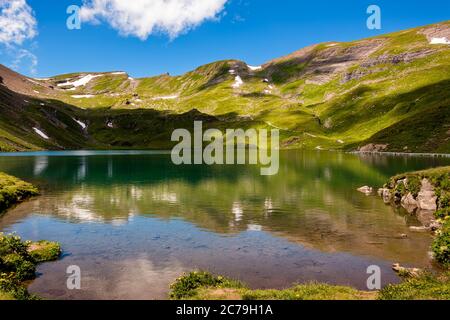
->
(110, 72, 127, 75)
(430, 37, 450, 45)
(27, 79, 40, 85)
(71, 95, 95, 99)
(33, 128, 49, 140)
(151, 95, 178, 100)
(58, 74, 101, 88)
(73, 118, 87, 129)
(232, 76, 244, 88)
(247, 65, 262, 71)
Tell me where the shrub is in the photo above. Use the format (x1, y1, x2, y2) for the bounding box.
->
(0, 233, 61, 300)
(379, 272, 450, 300)
(29, 241, 61, 263)
(432, 222, 450, 267)
(406, 175, 421, 198)
(0, 274, 36, 300)
(438, 191, 450, 209)
(170, 271, 243, 299)
(436, 208, 450, 220)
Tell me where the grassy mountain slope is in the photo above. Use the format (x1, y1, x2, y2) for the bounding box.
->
(0, 21, 449, 152)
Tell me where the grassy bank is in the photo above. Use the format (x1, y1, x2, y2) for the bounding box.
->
(384, 166, 450, 267)
(0, 234, 61, 300)
(0, 173, 39, 214)
(0, 174, 60, 300)
(169, 271, 450, 300)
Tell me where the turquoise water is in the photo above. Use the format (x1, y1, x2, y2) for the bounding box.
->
(0, 150, 449, 299)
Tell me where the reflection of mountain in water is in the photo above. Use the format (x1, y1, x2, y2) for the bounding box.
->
(1, 150, 449, 266)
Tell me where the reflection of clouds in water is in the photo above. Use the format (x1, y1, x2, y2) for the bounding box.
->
(264, 198, 273, 212)
(232, 202, 243, 222)
(33, 156, 48, 175)
(30, 254, 186, 300)
(247, 224, 262, 232)
(152, 186, 178, 204)
(99, 256, 185, 299)
(57, 194, 98, 222)
(130, 186, 143, 200)
(55, 193, 135, 224)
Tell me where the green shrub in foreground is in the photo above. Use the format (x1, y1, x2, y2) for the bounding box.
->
(432, 224, 450, 267)
(379, 272, 450, 300)
(0, 233, 61, 300)
(170, 271, 243, 300)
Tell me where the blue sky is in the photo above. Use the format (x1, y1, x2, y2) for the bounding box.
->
(1, 0, 449, 78)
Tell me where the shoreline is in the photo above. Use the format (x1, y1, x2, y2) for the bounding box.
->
(349, 151, 450, 157)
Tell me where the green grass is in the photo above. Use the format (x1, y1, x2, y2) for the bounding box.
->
(0, 173, 38, 213)
(170, 271, 450, 300)
(379, 272, 450, 300)
(28, 241, 62, 263)
(169, 271, 375, 300)
(0, 233, 61, 300)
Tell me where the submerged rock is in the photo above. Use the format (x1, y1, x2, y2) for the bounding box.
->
(416, 210, 437, 228)
(357, 186, 373, 195)
(409, 226, 430, 232)
(392, 263, 423, 278)
(378, 188, 391, 203)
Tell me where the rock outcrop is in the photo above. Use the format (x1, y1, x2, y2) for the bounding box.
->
(417, 179, 438, 211)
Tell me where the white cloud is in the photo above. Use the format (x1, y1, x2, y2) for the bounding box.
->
(0, 0, 37, 45)
(11, 48, 38, 74)
(80, 0, 228, 40)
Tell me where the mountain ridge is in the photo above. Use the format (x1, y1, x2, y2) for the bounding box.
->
(0, 20, 449, 153)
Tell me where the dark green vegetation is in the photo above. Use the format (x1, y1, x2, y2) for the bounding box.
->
(0, 21, 449, 152)
(0, 233, 61, 300)
(386, 166, 450, 267)
(170, 271, 450, 300)
(0, 172, 38, 213)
